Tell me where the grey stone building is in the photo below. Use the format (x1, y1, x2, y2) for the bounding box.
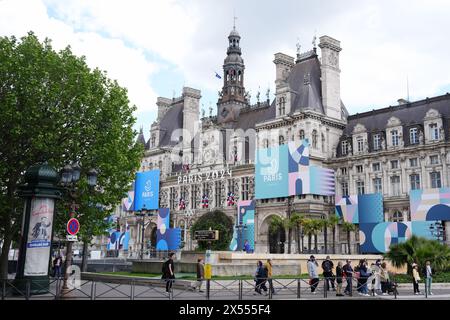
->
(110, 26, 449, 257)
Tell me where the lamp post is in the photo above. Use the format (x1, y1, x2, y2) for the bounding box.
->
(136, 205, 155, 260)
(60, 163, 98, 291)
(15, 163, 62, 295)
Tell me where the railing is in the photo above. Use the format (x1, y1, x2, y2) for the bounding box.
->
(0, 275, 441, 300)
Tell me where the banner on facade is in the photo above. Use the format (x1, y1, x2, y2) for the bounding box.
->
(134, 170, 160, 210)
(24, 198, 55, 276)
(229, 200, 255, 252)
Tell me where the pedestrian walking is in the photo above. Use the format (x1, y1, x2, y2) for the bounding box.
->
(307, 255, 319, 294)
(412, 263, 421, 295)
(356, 259, 369, 296)
(195, 258, 205, 293)
(380, 262, 390, 295)
(335, 261, 344, 296)
(265, 259, 275, 295)
(53, 255, 63, 278)
(423, 260, 433, 296)
(342, 259, 353, 295)
(321, 256, 335, 291)
(162, 252, 176, 293)
(254, 261, 268, 295)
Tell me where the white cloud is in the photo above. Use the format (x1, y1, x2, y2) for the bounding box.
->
(2, 0, 450, 120)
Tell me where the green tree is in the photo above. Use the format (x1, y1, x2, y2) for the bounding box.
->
(384, 235, 450, 275)
(0, 32, 143, 278)
(268, 215, 289, 253)
(342, 222, 356, 254)
(302, 219, 322, 253)
(290, 213, 305, 253)
(327, 215, 340, 254)
(191, 210, 234, 251)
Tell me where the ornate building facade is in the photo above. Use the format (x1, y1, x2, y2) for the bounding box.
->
(110, 26, 449, 257)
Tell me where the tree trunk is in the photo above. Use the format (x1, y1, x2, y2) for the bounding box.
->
(324, 225, 328, 254)
(347, 230, 351, 254)
(308, 235, 312, 253)
(63, 241, 73, 289)
(0, 234, 13, 279)
(81, 240, 89, 272)
(296, 225, 301, 254)
(288, 227, 291, 254)
(332, 227, 336, 254)
(314, 234, 318, 254)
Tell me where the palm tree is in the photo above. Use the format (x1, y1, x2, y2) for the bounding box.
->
(311, 219, 323, 254)
(342, 221, 356, 254)
(384, 235, 450, 275)
(290, 213, 305, 253)
(269, 215, 288, 253)
(327, 215, 340, 254)
(302, 219, 314, 253)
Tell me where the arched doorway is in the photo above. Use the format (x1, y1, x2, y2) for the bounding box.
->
(260, 215, 286, 253)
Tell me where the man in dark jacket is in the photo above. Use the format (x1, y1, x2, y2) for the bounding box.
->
(162, 252, 176, 293)
(342, 259, 353, 295)
(196, 258, 205, 293)
(322, 256, 335, 291)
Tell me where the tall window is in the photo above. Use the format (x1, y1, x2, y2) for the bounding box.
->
(321, 134, 325, 152)
(391, 176, 401, 196)
(430, 172, 442, 188)
(191, 185, 197, 209)
(151, 134, 156, 147)
(263, 139, 269, 148)
(430, 155, 439, 165)
(373, 134, 381, 151)
(342, 182, 349, 196)
(356, 181, 365, 195)
(278, 97, 286, 115)
(341, 140, 348, 155)
(409, 128, 418, 144)
(409, 158, 418, 167)
(215, 181, 223, 208)
(410, 174, 420, 190)
(357, 137, 364, 152)
(391, 130, 399, 146)
(341, 167, 347, 175)
(299, 130, 305, 140)
(429, 123, 439, 140)
(169, 187, 176, 210)
(312, 130, 318, 149)
(241, 177, 249, 200)
(373, 178, 382, 194)
(356, 165, 363, 173)
(392, 210, 403, 222)
(372, 163, 381, 172)
(391, 160, 399, 169)
(279, 135, 285, 145)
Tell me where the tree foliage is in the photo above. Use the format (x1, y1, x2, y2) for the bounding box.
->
(384, 235, 450, 274)
(191, 210, 234, 251)
(0, 32, 143, 277)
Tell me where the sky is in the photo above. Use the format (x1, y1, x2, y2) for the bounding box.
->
(1, 0, 450, 140)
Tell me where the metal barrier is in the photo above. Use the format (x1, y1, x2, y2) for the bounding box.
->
(0, 275, 445, 300)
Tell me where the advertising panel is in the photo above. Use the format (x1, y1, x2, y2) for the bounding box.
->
(134, 170, 160, 210)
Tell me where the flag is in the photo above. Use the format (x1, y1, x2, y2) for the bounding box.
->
(215, 72, 222, 79)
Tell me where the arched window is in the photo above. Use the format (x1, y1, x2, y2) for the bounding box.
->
(312, 130, 318, 149)
(279, 135, 285, 145)
(299, 130, 305, 140)
(392, 210, 403, 222)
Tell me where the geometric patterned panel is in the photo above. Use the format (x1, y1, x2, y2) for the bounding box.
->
(410, 188, 450, 221)
(156, 228, 181, 251)
(229, 200, 255, 251)
(358, 193, 384, 224)
(335, 195, 359, 223)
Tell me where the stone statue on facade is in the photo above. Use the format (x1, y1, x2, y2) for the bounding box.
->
(381, 137, 386, 150)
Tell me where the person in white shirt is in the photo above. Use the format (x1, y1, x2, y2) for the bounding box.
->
(424, 260, 433, 296)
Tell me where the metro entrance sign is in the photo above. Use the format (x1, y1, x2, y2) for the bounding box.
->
(67, 218, 80, 236)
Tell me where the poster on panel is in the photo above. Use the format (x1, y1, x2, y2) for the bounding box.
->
(134, 170, 160, 210)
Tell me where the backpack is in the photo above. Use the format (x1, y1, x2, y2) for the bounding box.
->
(323, 261, 331, 272)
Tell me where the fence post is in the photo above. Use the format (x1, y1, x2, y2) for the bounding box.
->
(54, 278, 60, 300)
(393, 276, 397, 299)
(91, 281, 96, 300)
(239, 280, 242, 300)
(268, 279, 272, 300)
(425, 279, 428, 299)
(324, 278, 327, 298)
(349, 276, 353, 297)
(206, 279, 210, 300)
(297, 278, 301, 299)
(131, 279, 134, 300)
(2, 280, 5, 300)
(25, 279, 31, 300)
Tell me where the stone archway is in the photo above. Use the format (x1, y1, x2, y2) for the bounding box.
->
(260, 214, 286, 254)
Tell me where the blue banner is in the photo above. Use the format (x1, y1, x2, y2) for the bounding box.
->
(255, 145, 289, 199)
(134, 170, 160, 210)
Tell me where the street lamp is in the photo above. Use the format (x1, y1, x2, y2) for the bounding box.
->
(59, 163, 98, 291)
(136, 204, 155, 260)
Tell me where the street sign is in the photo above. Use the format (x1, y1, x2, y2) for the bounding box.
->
(67, 218, 80, 236)
(66, 235, 78, 242)
(194, 230, 219, 241)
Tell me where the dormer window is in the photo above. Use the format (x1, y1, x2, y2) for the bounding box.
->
(391, 130, 399, 146)
(373, 134, 381, 150)
(341, 140, 348, 155)
(278, 97, 286, 115)
(429, 123, 439, 140)
(410, 128, 419, 144)
(357, 137, 364, 152)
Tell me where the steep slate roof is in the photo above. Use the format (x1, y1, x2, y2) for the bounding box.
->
(287, 54, 324, 114)
(159, 102, 184, 147)
(344, 94, 450, 136)
(231, 99, 276, 130)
